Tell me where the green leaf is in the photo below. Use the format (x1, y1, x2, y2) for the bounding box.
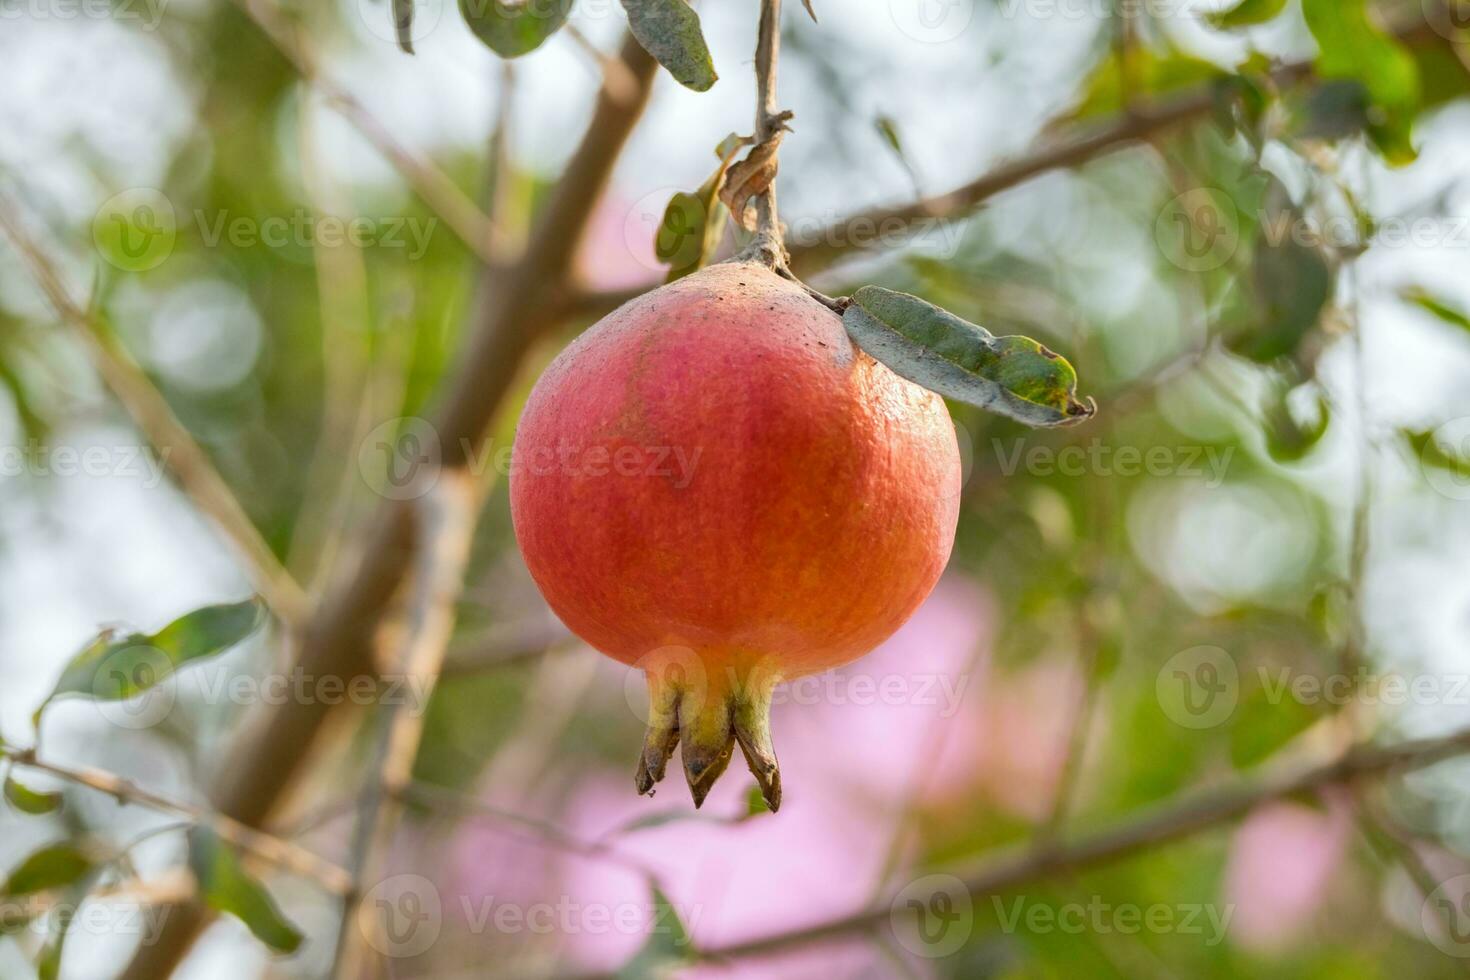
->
(1406, 428, 1470, 481)
(4, 774, 62, 815)
(1264, 383, 1331, 463)
(1233, 227, 1335, 363)
(744, 784, 771, 817)
(1230, 673, 1322, 768)
(1206, 0, 1287, 29)
(621, 0, 717, 92)
(1302, 0, 1420, 164)
(657, 135, 743, 281)
(1401, 287, 1470, 334)
(460, 0, 573, 58)
(1069, 46, 1225, 120)
(188, 826, 304, 954)
(34, 598, 265, 725)
(393, 0, 416, 54)
(842, 286, 1096, 428)
(617, 884, 693, 978)
(2, 844, 94, 897)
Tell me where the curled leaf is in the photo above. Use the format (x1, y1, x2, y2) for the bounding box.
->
(620, 0, 717, 91)
(655, 135, 746, 280)
(460, 0, 572, 58)
(842, 286, 1095, 428)
(719, 133, 784, 231)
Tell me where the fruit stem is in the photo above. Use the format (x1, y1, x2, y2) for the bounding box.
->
(739, 0, 789, 270)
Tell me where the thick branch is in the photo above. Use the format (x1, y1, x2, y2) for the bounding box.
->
(691, 726, 1470, 963)
(115, 32, 659, 980)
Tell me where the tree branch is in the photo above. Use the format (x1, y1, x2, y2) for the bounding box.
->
(0, 196, 309, 626)
(0, 746, 350, 894)
(689, 725, 1470, 963)
(332, 469, 478, 978)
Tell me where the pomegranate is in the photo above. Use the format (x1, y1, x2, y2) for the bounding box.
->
(510, 262, 961, 810)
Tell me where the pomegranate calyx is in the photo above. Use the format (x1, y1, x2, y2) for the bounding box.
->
(634, 657, 782, 812)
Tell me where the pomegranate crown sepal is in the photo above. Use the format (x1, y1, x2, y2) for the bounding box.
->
(633, 651, 782, 812)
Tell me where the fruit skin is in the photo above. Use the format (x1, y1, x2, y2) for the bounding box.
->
(510, 262, 961, 808)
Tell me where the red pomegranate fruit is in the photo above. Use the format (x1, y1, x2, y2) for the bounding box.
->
(510, 261, 961, 810)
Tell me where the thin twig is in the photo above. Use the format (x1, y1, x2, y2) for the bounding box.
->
(735, 0, 789, 268)
(231, 0, 502, 264)
(563, 22, 641, 107)
(0, 746, 351, 894)
(0, 196, 309, 627)
(332, 468, 479, 978)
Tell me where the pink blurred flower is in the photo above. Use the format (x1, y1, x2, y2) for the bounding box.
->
(1223, 793, 1352, 951)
